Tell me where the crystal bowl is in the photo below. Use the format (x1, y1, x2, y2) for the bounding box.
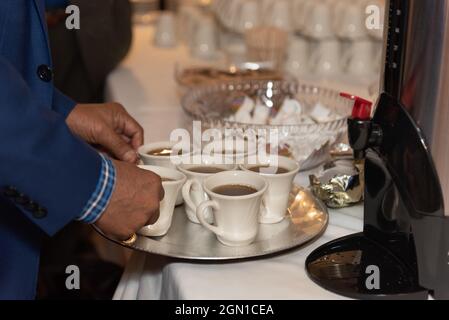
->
(181, 79, 353, 170)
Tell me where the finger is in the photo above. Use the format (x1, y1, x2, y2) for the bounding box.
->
(98, 127, 138, 163)
(148, 172, 164, 200)
(117, 112, 144, 150)
(120, 134, 131, 144)
(146, 209, 160, 225)
(120, 135, 140, 164)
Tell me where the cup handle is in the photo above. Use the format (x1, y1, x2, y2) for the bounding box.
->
(182, 179, 203, 213)
(260, 198, 269, 220)
(196, 200, 223, 236)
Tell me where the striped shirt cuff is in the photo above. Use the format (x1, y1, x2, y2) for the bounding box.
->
(77, 154, 116, 224)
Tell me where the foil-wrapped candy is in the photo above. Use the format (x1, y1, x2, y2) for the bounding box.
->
(309, 158, 364, 209)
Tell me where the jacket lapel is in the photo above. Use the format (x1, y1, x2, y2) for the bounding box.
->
(32, 0, 51, 50)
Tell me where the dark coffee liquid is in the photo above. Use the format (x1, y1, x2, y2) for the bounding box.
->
(147, 148, 185, 156)
(249, 166, 290, 174)
(212, 184, 258, 196)
(188, 166, 226, 174)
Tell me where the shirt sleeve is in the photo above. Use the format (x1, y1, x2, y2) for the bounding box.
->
(77, 154, 116, 224)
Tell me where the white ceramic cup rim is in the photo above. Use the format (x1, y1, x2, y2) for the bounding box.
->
(239, 156, 300, 178)
(178, 163, 238, 177)
(202, 170, 268, 200)
(138, 141, 194, 160)
(138, 165, 187, 186)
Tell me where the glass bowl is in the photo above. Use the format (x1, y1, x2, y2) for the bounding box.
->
(181, 79, 353, 170)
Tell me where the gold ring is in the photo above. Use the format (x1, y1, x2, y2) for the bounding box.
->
(122, 233, 137, 245)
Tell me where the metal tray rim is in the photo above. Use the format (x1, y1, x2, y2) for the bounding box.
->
(94, 185, 329, 261)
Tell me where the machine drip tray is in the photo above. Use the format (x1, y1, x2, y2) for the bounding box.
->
(306, 233, 428, 299)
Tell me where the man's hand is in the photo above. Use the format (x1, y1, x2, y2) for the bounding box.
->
(95, 160, 164, 240)
(66, 103, 143, 163)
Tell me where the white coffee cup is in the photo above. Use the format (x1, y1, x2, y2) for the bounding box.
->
(178, 5, 199, 44)
(196, 171, 267, 246)
(179, 163, 238, 224)
(292, 0, 312, 32)
(154, 12, 177, 48)
(236, 0, 259, 33)
(265, 0, 292, 31)
(331, 0, 348, 33)
(138, 141, 195, 205)
(372, 40, 383, 73)
(138, 141, 194, 169)
(335, 1, 366, 39)
(240, 156, 300, 224)
(303, 1, 334, 39)
(309, 38, 341, 75)
(286, 35, 310, 75)
(192, 16, 218, 60)
(341, 39, 373, 75)
(137, 166, 186, 237)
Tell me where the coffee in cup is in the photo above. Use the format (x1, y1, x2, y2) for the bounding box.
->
(146, 148, 180, 157)
(212, 184, 258, 196)
(248, 165, 290, 174)
(187, 166, 227, 174)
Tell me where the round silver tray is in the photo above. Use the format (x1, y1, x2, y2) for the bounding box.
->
(95, 185, 328, 260)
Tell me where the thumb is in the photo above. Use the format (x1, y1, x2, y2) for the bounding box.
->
(98, 128, 138, 163)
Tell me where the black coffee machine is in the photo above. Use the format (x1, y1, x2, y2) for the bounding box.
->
(306, 0, 449, 300)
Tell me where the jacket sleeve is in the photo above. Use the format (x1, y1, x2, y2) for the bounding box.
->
(52, 87, 77, 118)
(0, 55, 102, 236)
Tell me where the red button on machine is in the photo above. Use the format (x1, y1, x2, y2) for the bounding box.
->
(340, 92, 373, 121)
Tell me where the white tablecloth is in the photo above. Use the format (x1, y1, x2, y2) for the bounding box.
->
(106, 21, 370, 300)
(113, 221, 360, 300)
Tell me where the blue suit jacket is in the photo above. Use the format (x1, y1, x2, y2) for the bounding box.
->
(0, 1, 102, 299)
